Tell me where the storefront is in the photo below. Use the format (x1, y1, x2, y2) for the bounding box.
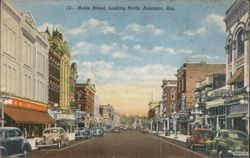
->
(4, 96, 53, 137)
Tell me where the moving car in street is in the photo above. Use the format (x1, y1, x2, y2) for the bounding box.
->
(75, 127, 92, 140)
(112, 127, 120, 133)
(35, 127, 69, 149)
(186, 128, 214, 150)
(205, 129, 249, 157)
(0, 127, 32, 158)
(93, 127, 104, 137)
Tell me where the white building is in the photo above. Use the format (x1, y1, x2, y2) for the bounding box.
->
(224, 0, 249, 134)
(0, 0, 51, 137)
(94, 95, 100, 122)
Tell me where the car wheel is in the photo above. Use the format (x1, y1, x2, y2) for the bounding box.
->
(0, 149, 6, 158)
(57, 141, 61, 149)
(190, 144, 194, 150)
(217, 149, 223, 158)
(22, 146, 30, 158)
(205, 145, 209, 153)
(65, 139, 69, 146)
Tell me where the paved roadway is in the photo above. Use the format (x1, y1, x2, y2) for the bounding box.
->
(29, 130, 209, 158)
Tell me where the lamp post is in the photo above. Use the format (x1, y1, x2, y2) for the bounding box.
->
(172, 112, 179, 139)
(191, 103, 203, 129)
(0, 87, 11, 128)
(240, 86, 249, 134)
(53, 103, 59, 127)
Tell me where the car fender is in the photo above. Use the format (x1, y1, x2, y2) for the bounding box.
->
(217, 141, 228, 153)
(205, 140, 213, 150)
(21, 142, 32, 152)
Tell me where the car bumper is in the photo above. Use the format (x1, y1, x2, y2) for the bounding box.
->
(227, 150, 249, 157)
(35, 143, 58, 148)
(75, 135, 91, 139)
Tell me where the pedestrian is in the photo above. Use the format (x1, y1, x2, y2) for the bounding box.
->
(24, 128, 27, 139)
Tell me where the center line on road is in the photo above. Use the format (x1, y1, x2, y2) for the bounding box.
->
(151, 135, 208, 158)
(40, 139, 91, 152)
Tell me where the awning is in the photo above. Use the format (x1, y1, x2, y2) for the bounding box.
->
(5, 107, 53, 124)
(226, 113, 245, 118)
(228, 66, 244, 85)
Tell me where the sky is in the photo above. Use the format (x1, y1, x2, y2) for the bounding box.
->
(12, 0, 234, 116)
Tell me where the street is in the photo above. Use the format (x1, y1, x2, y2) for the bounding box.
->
(29, 131, 208, 158)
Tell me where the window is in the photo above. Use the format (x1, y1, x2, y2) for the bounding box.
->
(228, 39, 232, 63)
(237, 29, 244, 57)
(15, 130, 22, 137)
(6, 130, 16, 138)
(171, 89, 175, 100)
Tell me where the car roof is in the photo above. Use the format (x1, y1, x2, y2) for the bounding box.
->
(44, 127, 63, 130)
(219, 129, 247, 134)
(194, 128, 212, 131)
(0, 127, 20, 131)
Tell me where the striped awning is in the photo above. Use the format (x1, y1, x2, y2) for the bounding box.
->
(228, 66, 244, 85)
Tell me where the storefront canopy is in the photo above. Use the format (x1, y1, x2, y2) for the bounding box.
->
(228, 66, 244, 85)
(5, 107, 53, 124)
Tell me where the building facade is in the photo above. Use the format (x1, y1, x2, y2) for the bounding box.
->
(195, 73, 226, 132)
(99, 104, 114, 130)
(47, 29, 60, 108)
(75, 79, 96, 127)
(161, 80, 177, 132)
(70, 62, 78, 108)
(0, 0, 52, 137)
(175, 62, 226, 134)
(224, 0, 250, 134)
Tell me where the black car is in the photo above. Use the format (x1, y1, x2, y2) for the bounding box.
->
(75, 127, 92, 140)
(0, 127, 32, 158)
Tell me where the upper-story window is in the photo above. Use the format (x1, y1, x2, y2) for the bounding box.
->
(171, 89, 175, 100)
(228, 39, 232, 64)
(78, 91, 84, 100)
(237, 29, 244, 58)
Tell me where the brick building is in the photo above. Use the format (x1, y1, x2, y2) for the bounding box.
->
(161, 80, 177, 132)
(75, 79, 96, 117)
(175, 62, 226, 134)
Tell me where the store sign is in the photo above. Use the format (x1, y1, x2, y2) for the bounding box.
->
(10, 97, 47, 112)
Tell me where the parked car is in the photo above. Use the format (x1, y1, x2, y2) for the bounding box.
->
(93, 128, 104, 136)
(140, 128, 149, 133)
(0, 127, 32, 158)
(205, 129, 249, 157)
(35, 127, 69, 149)
(186, 128, 214, 150)
(75, 127, 92, 140)
(112, 127, 120, 133)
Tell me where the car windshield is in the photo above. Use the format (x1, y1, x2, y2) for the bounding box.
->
(222, 131, 248, 139)
(44, 129, 58, 134)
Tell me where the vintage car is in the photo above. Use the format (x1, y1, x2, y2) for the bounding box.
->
(93, 128, 104, 136)
(112, 127, 120, 133)
(205, 129, 249, 157)
(75, 127, 92, 140)
(186, 128, 214, 150)
(35, 127, 69, 149)
(0, 127, 32, 158)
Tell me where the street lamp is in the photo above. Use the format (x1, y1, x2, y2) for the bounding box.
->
(53, 103, 60, 127)
(172, 112, 179, 139)
(191, 103, 203, 129)
(0, 87, 11, 128)
(240, 87, 249, 133)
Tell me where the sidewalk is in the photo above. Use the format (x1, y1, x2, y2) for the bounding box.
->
(157, 133, 190, 143)
(27, 132, 75, 150)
